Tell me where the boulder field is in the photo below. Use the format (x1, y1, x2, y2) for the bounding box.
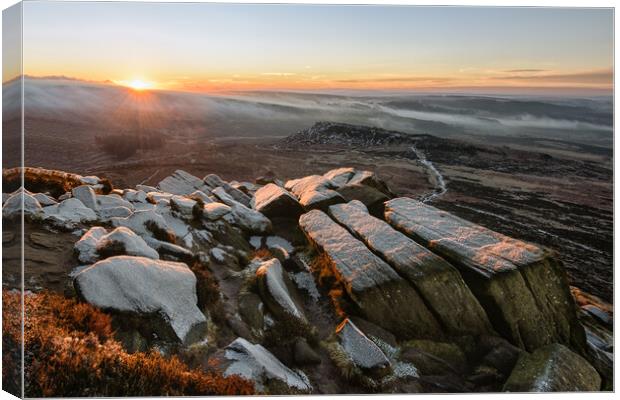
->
(2, 166, 611, 393)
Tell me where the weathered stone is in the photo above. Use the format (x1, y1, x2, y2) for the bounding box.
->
(111, 210, 174, 242)
(74, 226, 108, 264)
(256, 258, 307, 325)
(238, 292, 265, 332)
(385, 197, 586, 353)
(329, 201, 492, 336)
(158, 170, 210, 195)
(285, 175, 344, 211)
(170, 195, 198, 220)
(299, 209, 441, 338)
(212, 187, 271, 234)
(336, 318, 390, 374)
(503, 343, 601, 392)
(74, 256, 207, 344)
(42, 198, 98, 228)
(251, 183, 303, 219)
(3, 192, 43, 219)
(96, 227, 159, 260)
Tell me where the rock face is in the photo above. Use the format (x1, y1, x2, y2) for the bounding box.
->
(74, 256, 206, 344)
(223, 338, 312, 392)
(3, 192, 43, 219)
(256, 258, 307, 324)
(285, 175, 344, 211)
(251, 183, 303, 219)
(503, 343, 601, 392)
(384, 197, 586, 353)
(336, 318, 390, 373)
(299, 209, 441, 339)
(328, 201, 492, 336)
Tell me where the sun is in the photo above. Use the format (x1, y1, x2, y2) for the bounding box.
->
(126, 79, 153, 91)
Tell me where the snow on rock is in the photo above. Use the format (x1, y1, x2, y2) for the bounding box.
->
(212, 187, 271, 234)
(96, 227, 159, 260)
(153, 202, 196, 248)
(224, 338, 312, 391)
(98, 206, 133, 220)
(3, 192, 43, 219)
(265, 236, 295, 259)
(256, 258, 307, 323)
(74, 226, 108, 264)
(74, 255, 207, 344)
(285, 175, 344, 211)
(72, 185, 99, 211)
(111, 210, 173, 242)
(143, 236, 194, 264)
(204, 174, 252, 207)
(42, 198, 98, 228)
(251, 183, 304, 218)
(189, 190, 213, 204)
(158, 170, 210, 196)
(147, 192, 174, 204)
(336, 318, 390, 372)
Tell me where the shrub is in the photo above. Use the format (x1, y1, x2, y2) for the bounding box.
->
(2, 290, 254, 397)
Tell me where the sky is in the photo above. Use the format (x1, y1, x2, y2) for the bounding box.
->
(15, 1, 615, 95)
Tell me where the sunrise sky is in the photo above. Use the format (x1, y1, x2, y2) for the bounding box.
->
(17, 2, 614, 95)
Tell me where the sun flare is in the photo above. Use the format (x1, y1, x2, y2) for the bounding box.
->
(126, 79, 153, 91)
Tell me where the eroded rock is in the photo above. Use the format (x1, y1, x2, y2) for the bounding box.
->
(252, 183, 303, 219)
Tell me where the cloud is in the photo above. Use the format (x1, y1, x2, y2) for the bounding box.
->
(334, 76, 455, 84)
(504, 69, 548, 73)
(492, 69, 612, 84)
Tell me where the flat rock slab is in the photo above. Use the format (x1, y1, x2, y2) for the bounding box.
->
(74, 255, 206, 344)
(336, 318, 390, 373)
(251, 183, 303, 219)
(224, 337, 312, 392)
(329, 201, 492, 336)
(503, 343, 601, 392)
(299, 209, 441, 338)
(158, 170, 210, 196)
(385, 197, 585, 353)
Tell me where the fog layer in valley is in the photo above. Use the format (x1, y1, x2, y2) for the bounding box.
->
(4, 77, 613, 149)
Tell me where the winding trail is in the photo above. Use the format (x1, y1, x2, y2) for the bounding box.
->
(410, 145, 447, 203)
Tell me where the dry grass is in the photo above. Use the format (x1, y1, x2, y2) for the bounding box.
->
(2, 290, 254, 397)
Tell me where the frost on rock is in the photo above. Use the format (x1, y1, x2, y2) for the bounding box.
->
(96, 227, 159, 260)
(74, 226, 108, 264)
(153, 202, 198, 249)
(74, 255, 207, 344)
(122, 189, 148, 204)
(336, 318, 390, 371)
(256, 258, 306, 322)
(266, 236, 295, 259)
(290, 271, 320, 301)
(3, 192, 43, 219)
(157, 170, 210, 196)
(212, 187, 271, 234)
(97, 194, 134, 212)
(251, 183, 303, 218)
(202, 202, 232, 221)
(224, 338, 312, 391)
(98, 206, 133, 220)
(204, 174, 252, 207)
(250, 236, 263, 250)
(42, 198, 98, 228)
(189, 190, 213, 204)
(210, 247, 228, 263)
(72, 185, 99, 211)
(32, 192, 57, 206)
(285, 175, 344, 211)
(170, 195, 198, 220)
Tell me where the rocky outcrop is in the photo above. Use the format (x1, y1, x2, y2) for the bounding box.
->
(299, 209, 441, 339)
(328, 201, 492, 336)
(212, 187, 271, 234)
(95, 227, 159, 260)
(251, 183, 303, 219)
(204, 173, 252, 207)
(384, 197, 586, 353)
(3, 191, 43, 219)
(74, 255, 206, 344)
(223, 338, 312, 392)
(42, 198, 98, 229)
(72, 185, 98, 211)
(503, 343, 600, 392)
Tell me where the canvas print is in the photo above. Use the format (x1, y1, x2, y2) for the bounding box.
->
(1, 1, 614, 397)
